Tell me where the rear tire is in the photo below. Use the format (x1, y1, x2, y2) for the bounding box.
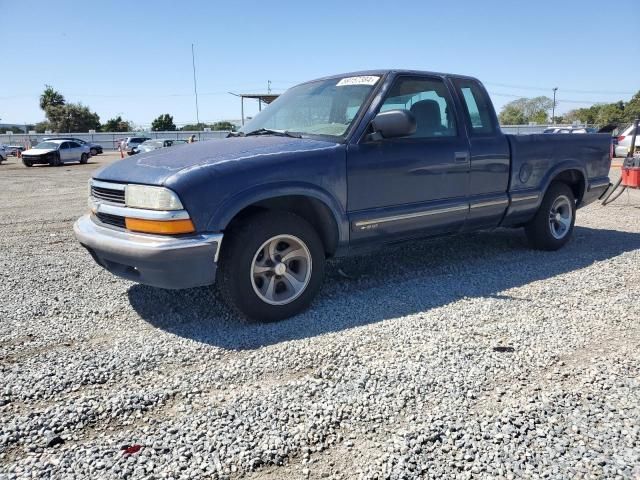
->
(525, 182, 576, 251)
(217, 211, 325, 322)
(80, 153, 89, 164)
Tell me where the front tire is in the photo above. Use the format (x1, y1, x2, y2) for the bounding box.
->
(525, 182, 576, 251)
(22, 159, 33, 167)
(80, 153, 89, 164)
(90, 148, 98, 156)
(218, 211, 325, 322)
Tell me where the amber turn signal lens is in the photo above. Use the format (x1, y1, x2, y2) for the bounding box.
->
(125, 218, 195, 234)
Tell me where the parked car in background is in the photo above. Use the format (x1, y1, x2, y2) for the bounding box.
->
(122, 137, 151, 155)
(569, 127, 597, 134)
(21, 140, 90, 167)
(543, 127, 597, 134)
(75, 70, 612, 322)
(614, 124, 640, 157)
(43, 137, 103, 155)
(133, 139, 187, 154)
(0, 145, 7, 163)
(3, 145, 25, 156)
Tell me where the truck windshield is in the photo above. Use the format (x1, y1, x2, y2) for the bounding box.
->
(240, 76, 381, 139)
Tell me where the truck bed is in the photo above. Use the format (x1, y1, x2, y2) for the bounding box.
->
(502, 133, 612, 225)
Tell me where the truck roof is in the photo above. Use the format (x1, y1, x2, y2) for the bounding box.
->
(304, 69, 481, 85)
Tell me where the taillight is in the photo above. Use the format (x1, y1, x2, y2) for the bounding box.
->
(617, 135, 626, 142)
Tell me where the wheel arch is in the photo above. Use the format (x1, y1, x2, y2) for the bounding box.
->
(209, 184, 347, 257)
(542, 163, 587, 206)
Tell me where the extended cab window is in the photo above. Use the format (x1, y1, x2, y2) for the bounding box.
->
(380, 76, 457, 138)
(455, 80, 495, 135)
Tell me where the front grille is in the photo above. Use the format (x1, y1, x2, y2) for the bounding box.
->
(91, 184, 125, 204)
(96, 212, 126, 228)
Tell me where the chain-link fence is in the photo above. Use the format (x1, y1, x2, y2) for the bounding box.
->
(0, 131, 231, 150)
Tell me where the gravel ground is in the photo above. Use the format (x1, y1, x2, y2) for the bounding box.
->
(1, 153, 639, 479)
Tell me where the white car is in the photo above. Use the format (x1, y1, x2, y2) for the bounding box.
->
(0, 145, 8, 163)
(615, 124, 640, 157)
(133, 138, 187, 154)
(21, 139, 90, 167)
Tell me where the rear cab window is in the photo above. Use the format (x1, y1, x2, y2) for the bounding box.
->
(453, 79, 496, 135)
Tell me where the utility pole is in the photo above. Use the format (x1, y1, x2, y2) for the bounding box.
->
(268, 80, 272, 94)
(552, 87, 558, 125)
(191, 43, 200, 126)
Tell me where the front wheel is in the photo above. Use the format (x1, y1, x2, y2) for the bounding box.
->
(90, 148, 98, 156)
(22, 159, 33, 167)
(525, 182, 576, 251)
(217, 211, 325, 322)
(80, 153, 89, 164)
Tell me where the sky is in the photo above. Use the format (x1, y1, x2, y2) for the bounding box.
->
(1, 0, 638, 127)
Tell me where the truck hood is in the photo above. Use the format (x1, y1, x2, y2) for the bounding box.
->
(93, 136, 339, 186)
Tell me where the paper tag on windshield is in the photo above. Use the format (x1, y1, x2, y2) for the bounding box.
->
(336, 76, 380, 87)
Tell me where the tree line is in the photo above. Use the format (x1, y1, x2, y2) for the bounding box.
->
(33, 86, 236, 133)
(30, 84, 640, 133)
(498, 91, 640, 126)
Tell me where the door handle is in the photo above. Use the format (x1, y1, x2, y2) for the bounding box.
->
(454, 151, 470, 163)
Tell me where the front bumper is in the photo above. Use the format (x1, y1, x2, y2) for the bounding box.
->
(74, 214, 222, 289)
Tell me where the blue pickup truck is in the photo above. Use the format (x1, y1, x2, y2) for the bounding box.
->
(74, 70, 612, 321)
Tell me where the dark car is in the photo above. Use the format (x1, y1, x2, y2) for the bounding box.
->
(75, 70, 611, 321)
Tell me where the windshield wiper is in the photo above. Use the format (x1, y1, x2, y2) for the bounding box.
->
(243, 128, 302, 138)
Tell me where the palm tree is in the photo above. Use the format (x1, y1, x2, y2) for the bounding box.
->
(39, 85, 65, 111)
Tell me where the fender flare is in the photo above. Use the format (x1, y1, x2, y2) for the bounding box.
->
(539, 160, 587, 204)
(206, 182, 349, 244)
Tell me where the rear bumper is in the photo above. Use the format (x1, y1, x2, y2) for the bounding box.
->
(74, 214, 222, 289)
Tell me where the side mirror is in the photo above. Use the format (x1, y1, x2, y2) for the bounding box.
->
(370, 109, 416, 140)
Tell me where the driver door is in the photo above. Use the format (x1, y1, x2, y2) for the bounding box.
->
(347, 75, 470, 243)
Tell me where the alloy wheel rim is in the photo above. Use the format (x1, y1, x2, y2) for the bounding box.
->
(548, 195, 572, 239)
(250, 234, 312, 305)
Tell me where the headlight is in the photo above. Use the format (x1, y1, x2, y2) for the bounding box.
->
(125, 185, 184, 210)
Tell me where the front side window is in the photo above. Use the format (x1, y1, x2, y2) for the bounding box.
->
(240, 76, 380, 139)
(379, 76, 457, 138)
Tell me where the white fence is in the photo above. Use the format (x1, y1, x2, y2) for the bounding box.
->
(0, 131, 231, 150)
(1, 125, 601, 149)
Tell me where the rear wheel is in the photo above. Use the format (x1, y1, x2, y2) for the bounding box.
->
(217, 211, 325, 322)
(80, 153, 89, 164)
(525, 182, 576, 251)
